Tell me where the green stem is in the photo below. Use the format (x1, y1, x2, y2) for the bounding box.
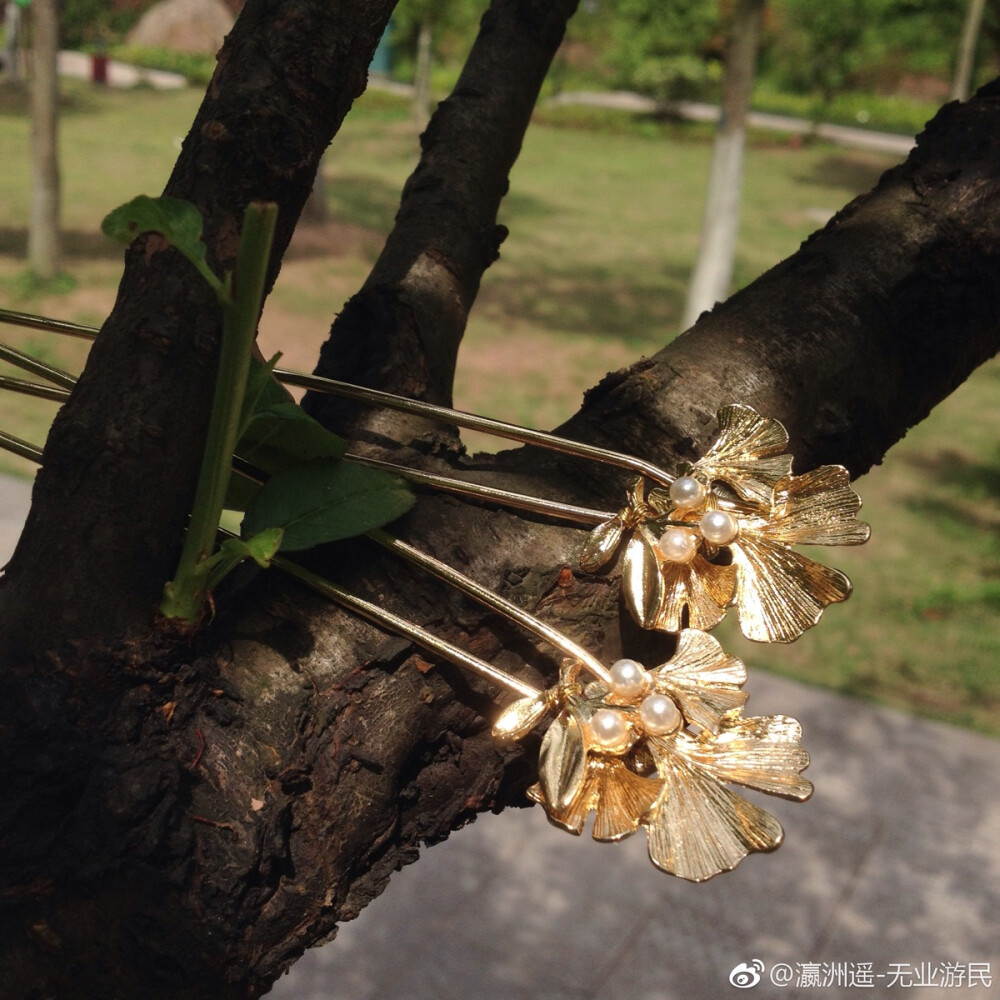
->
(161, 202, 278, 622)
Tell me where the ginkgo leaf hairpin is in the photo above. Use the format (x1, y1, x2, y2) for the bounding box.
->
(1, 310, 870, 648)
(582, 405, 871, 641)
(0, 308, 867, 883)
(0, 420, 812, 883)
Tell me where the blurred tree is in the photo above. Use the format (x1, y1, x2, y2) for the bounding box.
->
(27, 0, 60, 279)
(952, 0, 987, 99)
(682, 0, 765, 329)
(603, 0, 721, 101)
(766, 0, 868, 120)
(59, 0, 155, 49)
(391, 0, 485, 116)
(2, 0, 24, 81)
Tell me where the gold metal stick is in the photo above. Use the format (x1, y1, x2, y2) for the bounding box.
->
(366, 527, 613, 686)
(0, 376, 71, 403)
(268, 552, 542, 700)
(346, 453, 612, 526)
(0, 307, 676, 486)
(0, 370, 615, 529)
(230, 460, 608, 683)
(0, 306, 97, 341)
(276, 367, 676, 487)
(0, 425, 545, 701)
(0, 343, 78, 390)
(0, 430, 44, 464)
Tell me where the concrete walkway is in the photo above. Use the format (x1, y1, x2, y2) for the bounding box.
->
(57, 50, 186, 90)
(546, 91, 916, 158)
(0, 478, 995, 999)
(268, 671, 998, 1000)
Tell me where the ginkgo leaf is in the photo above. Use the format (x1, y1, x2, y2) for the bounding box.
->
(693, 404, 792, 506)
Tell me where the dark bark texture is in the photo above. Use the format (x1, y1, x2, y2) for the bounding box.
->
(1, 1, 1000, 996)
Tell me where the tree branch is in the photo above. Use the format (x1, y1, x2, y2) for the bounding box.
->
(304, 0, 580, 445)
(3, 47, 1000, 1000)
(0, 0, 397, 656)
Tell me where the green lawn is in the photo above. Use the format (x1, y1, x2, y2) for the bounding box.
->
(1, 80, 997, 736)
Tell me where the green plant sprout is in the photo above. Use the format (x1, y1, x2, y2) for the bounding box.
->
(102, 195, 414, 626)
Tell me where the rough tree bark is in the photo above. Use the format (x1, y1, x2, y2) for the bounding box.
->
(1, 2, 1000, 999)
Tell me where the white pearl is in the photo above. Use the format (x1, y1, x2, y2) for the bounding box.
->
(699, 509, 739, 545)
(589, 708, 629, 749)
(609, 658, 650, 699)
(669, 475, 707, 510)
(657, 526, 698, 563)
(639, 693, 682, 736)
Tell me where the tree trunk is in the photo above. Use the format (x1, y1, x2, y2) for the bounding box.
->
(2, 2, 22, 82)
(681, 0, 765, 330)
(952, 0, 987, 101)
(1, 2, 1000, 997)
(301, 152, 329, 223)
(27, 0, 60, 280)
(414, 21, 433, 122)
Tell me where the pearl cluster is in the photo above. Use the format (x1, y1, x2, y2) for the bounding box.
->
(583, 659, 683, 750)
(656, 475, 739, 564)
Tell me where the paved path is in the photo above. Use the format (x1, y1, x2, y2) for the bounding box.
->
(269, 671, 998, 1000)
(57, 50, 186, 90)
(0, 477, 995, 1000)
(547, 91, 915, 157)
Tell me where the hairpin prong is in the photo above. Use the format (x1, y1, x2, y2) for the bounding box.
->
(0, 342, 78, 391)
(366, 527, 614, 687)
(250, 540, 545, 701)
(346, 453, 612, 527)
(0, 306, 97, 341)
(0, 342, 617, 530)
(0, 307, 677, 487)
(0, 376, 71, 404)
(0, 429, 44, 464)
(0, 427, 545, 700)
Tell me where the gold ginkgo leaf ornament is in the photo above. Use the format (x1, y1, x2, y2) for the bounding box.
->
(0, 310, 871, 884)
(494, 630, 813, 882)
(581, 404, 870, 642)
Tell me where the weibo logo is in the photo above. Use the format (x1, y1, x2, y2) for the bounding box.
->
(729, 959, 764, 988)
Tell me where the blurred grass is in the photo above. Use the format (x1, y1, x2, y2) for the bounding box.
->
(1, 80, 997, 735)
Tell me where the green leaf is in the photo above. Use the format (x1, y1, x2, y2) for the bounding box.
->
(203, 528, 284, 594)
(223, 356, 349, 511)
(101, 194, 227, 300)
(238, 353, 284, 439)
(242, 459, 415, 552)
(239, 402, 347, 470)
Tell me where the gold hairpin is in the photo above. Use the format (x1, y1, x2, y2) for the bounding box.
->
(0, 424, 814, 882)
(0, 310, 867, 883)
(494, 630, 812, 882)
(0, 368, 615, 529)
(581, 405, 871, 642)
(0, 307, 678, 488)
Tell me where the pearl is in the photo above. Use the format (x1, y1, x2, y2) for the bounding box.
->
(609, 658, 650, 699)
(669, 475, 707, 510)
(588, 708, 629, 750)
(639, 693, 682, 736)
(657, 526, 698, 564)
(699, 509, 739, 545)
